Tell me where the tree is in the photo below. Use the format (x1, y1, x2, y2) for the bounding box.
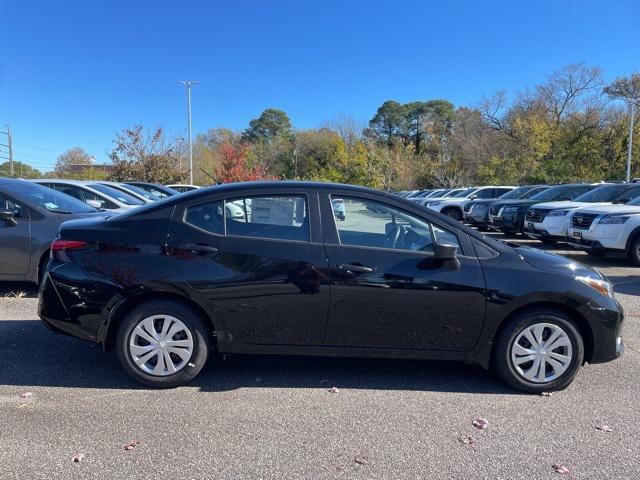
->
(108, 125, 183, 183)
(242, 109, 292, 143)
(603, 73, 640, 105)
(214, 142, 274, 183)
(368, 100, 405, 146)
(53, 147, 94, 176)
(0, 161, 42, 178)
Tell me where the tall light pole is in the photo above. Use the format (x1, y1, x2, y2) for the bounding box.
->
(179, 80, 198, 184)
(626, 101, 636, 183)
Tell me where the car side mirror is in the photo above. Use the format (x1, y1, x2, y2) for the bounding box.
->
(86, 199, 103, 209)
(0, 209, 17, 226)
(469, 194, 478, 200)
(434, 243, 460, 269)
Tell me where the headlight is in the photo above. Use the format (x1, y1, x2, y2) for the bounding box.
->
(427, 201, 441, 207)
(548, 209, 571, 217)
(576, 275, 614, 298)
(599, 215, 630, 225)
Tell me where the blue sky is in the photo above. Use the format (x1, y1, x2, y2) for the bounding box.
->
(1, 0, 639, 172)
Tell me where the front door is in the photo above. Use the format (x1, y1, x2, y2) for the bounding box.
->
(321, 193, 486, 351)
(168, 191, 330, 346)
(0, 193, 31, 277)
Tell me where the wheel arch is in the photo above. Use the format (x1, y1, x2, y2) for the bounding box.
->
(101, 291, 217, 351)
(489, 301, 594, 366)
(624, 225, 640, 253)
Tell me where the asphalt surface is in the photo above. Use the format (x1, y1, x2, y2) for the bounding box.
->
(1, 234, 639, 480)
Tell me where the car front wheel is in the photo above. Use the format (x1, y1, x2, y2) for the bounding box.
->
(443, 208, 462, 221)
(629, 236, 640, 266)
(116, 300, 210, 388)
(494, 309, 584, 393)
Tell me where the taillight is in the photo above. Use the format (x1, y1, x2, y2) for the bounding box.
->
(51, 239, 88, 262)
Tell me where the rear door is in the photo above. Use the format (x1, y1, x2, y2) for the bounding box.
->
(321, 191, 486, 351)
(168, 188, 330, 346)
(0, 192, 32, 277)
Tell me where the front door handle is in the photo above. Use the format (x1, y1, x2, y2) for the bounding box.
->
(337, 263, 374, 274)
(184, 243, 219, 254)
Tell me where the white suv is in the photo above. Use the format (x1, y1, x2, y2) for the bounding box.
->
(567, 198, 640, 265)
(523, 183, 640, 243)
(426, 186, 514, 221)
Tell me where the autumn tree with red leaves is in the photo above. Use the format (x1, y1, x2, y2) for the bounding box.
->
(214, 142, 275, 183)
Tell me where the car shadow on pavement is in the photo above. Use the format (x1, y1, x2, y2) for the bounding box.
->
(0, 320, 515, 395)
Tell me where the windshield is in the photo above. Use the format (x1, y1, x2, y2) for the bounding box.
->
(498, 186, 537, 200)
(453, 187, 478, 198)
(628, 195, 640, 206)
(4, 181, 98, 214)
(529, 185, 594, 202)
(89, 183, 144, 205)
(522, 186, 549, 199)
(427, 189, 446, 197)
(574, 184, 636, 203)
(108, 183, 158, 202)
(444, 189, 463, 197)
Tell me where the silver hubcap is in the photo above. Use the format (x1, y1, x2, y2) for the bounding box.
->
(129, 315, 194, 376)
(510, 323, 573, 383)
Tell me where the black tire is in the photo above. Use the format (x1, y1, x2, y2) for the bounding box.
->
(116, 300, 211, 388)
(443, 208, 462, 221)
(37, 252, 50, 286)
(629, 236, 640, 266)
(494, 309, 584, 393)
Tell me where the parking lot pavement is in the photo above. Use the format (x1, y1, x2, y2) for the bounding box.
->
(1, 234, 639, 479)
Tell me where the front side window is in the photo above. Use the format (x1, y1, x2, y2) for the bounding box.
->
(226, 195, 309, 242)
(330, 196, 460, 253)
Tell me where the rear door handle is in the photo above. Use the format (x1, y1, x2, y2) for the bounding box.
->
(337, 263, 374, 274)
(184, 243, 219, 254)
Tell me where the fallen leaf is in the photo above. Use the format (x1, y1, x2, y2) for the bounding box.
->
(19, 392, 34, 398)
(328, 387, 339, 394)
(541, 392, 553, 397)
(458, 433, 477, 445)
(72, 452, 85, 463)
(596, 425, 613, 432)
(472, 418, 489, 430)
(552, 464, 571, 475)
(354, 455, 367, 465)
(123, 440, 141, 451)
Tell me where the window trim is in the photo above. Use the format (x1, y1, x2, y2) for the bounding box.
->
(328, 194, 464, 256)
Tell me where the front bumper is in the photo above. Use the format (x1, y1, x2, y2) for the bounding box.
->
(567, 224, 630, 251)
(582, 296, 625, 364)
(523, 217, 569, 241)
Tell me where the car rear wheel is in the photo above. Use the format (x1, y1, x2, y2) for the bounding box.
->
(494, 309, 584, 393)
(116, 300, 210, 388)
(629, 236, 640, 266)
(442, 208, 462, 221)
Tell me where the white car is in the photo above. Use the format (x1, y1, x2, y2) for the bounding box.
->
(33, 179, 144, 212)
(425, 186, 514, 221)
(524, 183, 640, 243)
(567, 199, 640, 265)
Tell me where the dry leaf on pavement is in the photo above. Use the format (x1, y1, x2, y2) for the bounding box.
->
(472, 418, 489, 430)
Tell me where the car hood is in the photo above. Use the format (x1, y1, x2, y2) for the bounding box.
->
(514, 244, 601, 279)
(529, 201, 612, 210)
(572, 204, 640, 215)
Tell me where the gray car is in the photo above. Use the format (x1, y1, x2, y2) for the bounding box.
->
(0, 178, 104, 284)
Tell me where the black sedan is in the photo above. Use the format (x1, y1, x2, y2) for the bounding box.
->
(39, 181, 624, 392)
(0, 178, 103, 284)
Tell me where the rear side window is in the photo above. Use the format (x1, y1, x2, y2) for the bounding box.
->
(185, 201, 224, 234)
(226, 195, 309, 242)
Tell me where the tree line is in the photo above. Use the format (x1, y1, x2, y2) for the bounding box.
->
(16, 63, 640, 190)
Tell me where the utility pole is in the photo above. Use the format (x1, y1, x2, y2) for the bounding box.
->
(178, 80, 198, 185)
(626, 101, 636, 183)
(0, 125, 12, 177)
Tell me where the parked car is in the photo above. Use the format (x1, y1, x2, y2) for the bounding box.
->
(99, 181, 161, 203)
(415, 188, 467, 208)
(489, 184, 598, 237)
(126, 182, 180, 199)
(567, 196, 640, 265)
(167, 184, 201, 193)
(39, 181, 623, 392)
(0, 178, 103, 284)
(33, 179, 144, 211)
(426, 186, 515, 220)
(464, 185, 548, 229)
(524, 183, 640, 243)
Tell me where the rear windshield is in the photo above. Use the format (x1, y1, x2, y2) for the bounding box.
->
(89, 183, 144, 205)
(3, 181, 97, 214)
